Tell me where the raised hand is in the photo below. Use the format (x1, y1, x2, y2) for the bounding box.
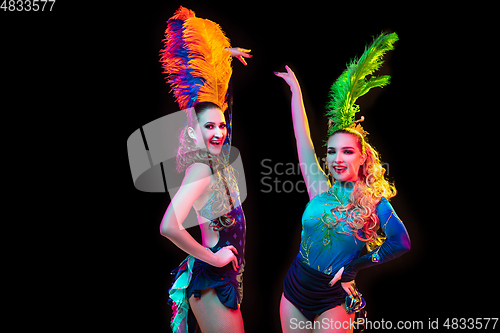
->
(274, 65, 300, 93)
(228, 47, 253, 66)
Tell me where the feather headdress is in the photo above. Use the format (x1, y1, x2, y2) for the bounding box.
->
(325, 32, 399, 138)
(159, 6, 232, 111)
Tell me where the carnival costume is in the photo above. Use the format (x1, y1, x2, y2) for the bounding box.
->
(282, 32, 411, 325)
(159, 7, 246, 333)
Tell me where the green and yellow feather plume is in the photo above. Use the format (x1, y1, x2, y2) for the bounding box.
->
(325, 32, 399, 137)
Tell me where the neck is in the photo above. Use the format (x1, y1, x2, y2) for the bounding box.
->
(334, 179, 356, 187)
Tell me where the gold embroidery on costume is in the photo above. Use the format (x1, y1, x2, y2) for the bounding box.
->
(300, 236, 312, 265)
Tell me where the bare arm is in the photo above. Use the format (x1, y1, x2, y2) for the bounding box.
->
(275, 66, 330, 199)
(160, 163, 239, 270)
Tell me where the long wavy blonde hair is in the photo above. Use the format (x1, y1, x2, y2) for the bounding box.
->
(329, 128, 396, 247)
(176, 102, 239, 229)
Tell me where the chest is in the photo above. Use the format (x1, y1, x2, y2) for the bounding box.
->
(302, 193, 350, 227)
(301, 192, 367, 246)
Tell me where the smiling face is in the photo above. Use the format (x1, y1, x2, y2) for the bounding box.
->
(188, 107, 227, 155)
(326, 132, 367, 182)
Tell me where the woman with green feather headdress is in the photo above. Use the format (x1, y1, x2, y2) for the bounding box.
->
(275, 32, 411, 332)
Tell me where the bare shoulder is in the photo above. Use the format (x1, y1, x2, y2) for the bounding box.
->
(184, 162, 212, 186)
(184, 163, 213, 212)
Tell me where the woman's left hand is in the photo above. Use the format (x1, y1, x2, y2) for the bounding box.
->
(328, 266, 343, 287)
(341, 280, 356, 297)
(227, 47, 252, 65)
(328, 266, 356, 297)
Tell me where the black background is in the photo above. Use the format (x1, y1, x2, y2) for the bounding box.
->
(2, 0, 497, 331)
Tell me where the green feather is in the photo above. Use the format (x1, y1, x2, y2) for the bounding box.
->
(325, 32, 399, 137)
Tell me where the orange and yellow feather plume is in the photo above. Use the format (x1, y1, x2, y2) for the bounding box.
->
(160, 6, 232, 111)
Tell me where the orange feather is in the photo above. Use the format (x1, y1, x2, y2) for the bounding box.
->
(182, 16, 232, 110)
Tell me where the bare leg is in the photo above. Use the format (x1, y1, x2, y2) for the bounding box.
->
(280, 293, 313, 333)
(189, 287, 244, 333)
(313, 304, 354, 333)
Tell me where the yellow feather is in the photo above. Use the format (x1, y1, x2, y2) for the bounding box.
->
(183, 17, 232, 110)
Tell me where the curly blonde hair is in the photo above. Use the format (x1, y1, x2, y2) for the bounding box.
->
(176, 102, 239, 229)
(330, 128, 396, 247)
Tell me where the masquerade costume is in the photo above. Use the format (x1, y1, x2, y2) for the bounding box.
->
(159, 7, 246, 333)
(169, 177, 246, 332)
(283, 181, 410, 321)
(282, 32, 410, 324)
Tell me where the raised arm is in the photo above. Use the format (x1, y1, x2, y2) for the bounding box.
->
(275, 66, 330, 199)
(160, 163, 239, 271)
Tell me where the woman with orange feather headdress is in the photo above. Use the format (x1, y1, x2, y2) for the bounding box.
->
(158, 6, 252, 333)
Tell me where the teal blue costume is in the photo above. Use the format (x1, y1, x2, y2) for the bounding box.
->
(283, 181, 410, 321)
(299, 180, 410, 280)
